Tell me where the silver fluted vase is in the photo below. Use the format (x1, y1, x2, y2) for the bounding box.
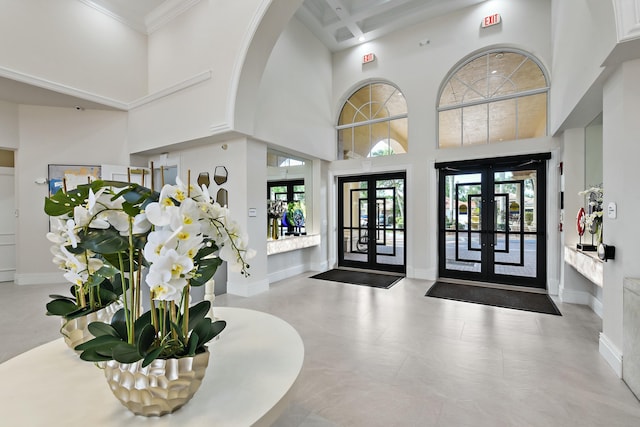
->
(60, 301, 123, 353)
(103, 349, 210, 417)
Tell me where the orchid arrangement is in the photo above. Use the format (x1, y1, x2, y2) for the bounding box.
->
(44, 178, 253, 365)
(579, 185, 603, 241)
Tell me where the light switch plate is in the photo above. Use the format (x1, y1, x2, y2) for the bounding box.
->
(607, 202, 617, 219)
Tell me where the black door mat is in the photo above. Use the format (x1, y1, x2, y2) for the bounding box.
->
(310, 269, 403, 289)
(426, 281, 561, 315)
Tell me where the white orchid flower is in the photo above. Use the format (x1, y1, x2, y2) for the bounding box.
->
(143, 229, 177, 264)
(145, 269, 181, 302)
(132, 212, 152, 234)
(150, 248, 194, 286)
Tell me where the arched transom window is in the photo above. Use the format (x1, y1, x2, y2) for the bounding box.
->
(337, 82, 408, 159)
(438, 49, 549, 148)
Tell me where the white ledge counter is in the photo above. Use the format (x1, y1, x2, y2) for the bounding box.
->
(0, 307, 304, 426)
(267, 234, 320, 255)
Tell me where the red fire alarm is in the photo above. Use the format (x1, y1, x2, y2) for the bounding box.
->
(362, 53, 376, 64)
(482, 13, 501, 28)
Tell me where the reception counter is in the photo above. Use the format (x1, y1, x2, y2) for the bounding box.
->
(0, 307, 304, 426)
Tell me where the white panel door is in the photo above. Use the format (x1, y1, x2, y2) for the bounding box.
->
(0, 167, 15, 282)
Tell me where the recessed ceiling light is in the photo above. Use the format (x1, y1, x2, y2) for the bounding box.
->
(358, 36, 365, 42)
(491, 70, 497, 74)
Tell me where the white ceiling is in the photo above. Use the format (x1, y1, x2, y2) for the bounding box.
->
(0, 0, 485, 109)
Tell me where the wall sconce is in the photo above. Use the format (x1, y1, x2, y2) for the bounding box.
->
(35, 177, 48, 185)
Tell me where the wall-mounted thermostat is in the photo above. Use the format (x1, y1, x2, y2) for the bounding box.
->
(607, 202, 617, 219)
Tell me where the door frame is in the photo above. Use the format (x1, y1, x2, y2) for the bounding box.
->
(435, 153, 550, 289)
(337, 171, 406, 274)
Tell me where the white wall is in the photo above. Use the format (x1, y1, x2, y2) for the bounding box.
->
(15, 105, 129, 284)
(0, 0, 147, 101)
(329, 0, 559, 281)
(600, 59, 640, 371)
(253, 17, 334, 161)
(550, 0, 617, 132)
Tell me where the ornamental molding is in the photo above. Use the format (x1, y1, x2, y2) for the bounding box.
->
(145, 0, 202, 34)
(613, 0, 640, 42)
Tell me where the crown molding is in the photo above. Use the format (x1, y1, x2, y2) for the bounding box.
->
(77, 0, 147, 34)
(129, 70, 212, 109)
(145, 0, 202, 34)
(0, 65, 128, 110)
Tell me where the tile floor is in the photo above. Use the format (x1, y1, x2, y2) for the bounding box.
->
(2, 275, 640, 426)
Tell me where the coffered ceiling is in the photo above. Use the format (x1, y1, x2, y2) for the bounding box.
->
(296, 0, 487, 52)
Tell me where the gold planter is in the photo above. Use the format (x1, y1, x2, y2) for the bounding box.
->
(103, 349, 210, 417)
(60, 301, 123, 353)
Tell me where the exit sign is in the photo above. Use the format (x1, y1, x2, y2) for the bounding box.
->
(482, 13, 501, 28)
(362, 53, 376, 64)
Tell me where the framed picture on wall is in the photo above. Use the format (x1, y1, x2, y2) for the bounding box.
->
(48, 164, 101, 196)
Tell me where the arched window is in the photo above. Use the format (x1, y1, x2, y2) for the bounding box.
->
(337, 82, 408, 159)
(438, 49, 549, 148)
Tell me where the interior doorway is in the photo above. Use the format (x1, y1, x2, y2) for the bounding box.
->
(337, 172, 406, 274)
(436, 154, 549, 289)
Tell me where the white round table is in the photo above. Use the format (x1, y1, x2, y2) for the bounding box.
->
(0, 307, 304, 426)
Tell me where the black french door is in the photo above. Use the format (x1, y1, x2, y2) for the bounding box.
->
(436, 154, 549, 289)
(338, 172, 406, 274)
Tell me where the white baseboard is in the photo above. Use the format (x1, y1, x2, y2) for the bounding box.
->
(14, 272, 65, 285)
(559, 286, 603, 318)
(226, 278, 269, 297)
(268, 264, 310, 284)
(599, 333, 623, 378)
(309, 260, 328, 272)
(408, 267, 435, 280)
(0, 270, 15, 282)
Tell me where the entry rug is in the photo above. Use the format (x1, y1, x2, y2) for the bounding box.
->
(310, 269, 403, 289)
(425, 281, 561, 315)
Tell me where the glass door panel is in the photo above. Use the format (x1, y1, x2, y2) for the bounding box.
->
(438, 156, 546, 288)
(338, 173, 406, 273)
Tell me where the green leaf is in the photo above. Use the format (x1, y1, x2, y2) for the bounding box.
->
(190, 257, 223, 286)
(97, 288, 118, 303)
(79, 229, 129, 254)
(46, 299, 78, 316)
(187, 301, 210, 331)
(186, 331, 200, 356)
(169, 320, 185, 342)
(75, 335, 121, 351)
(88, 322, 120, 338)
(211, 320, 227, 339)
(79, 349, 113, 362)
(110, 308, 128, 339)
(112, 343, 142, 363)
(48, 294, 76, 302)
(142, 347, 164, 367)
(137, 323, 157, 354)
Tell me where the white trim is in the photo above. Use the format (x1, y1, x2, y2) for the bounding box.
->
(77, 0, 147, 33)
(310, 260, 329, 273)
(599, 332, 623, 378)
(410, 267, 435, 281)
(14, 272, 65, 286)
(226, 278, 269, 297)
(558, 285, 603, 318)
(268, 264, 310, 284)
(613, 0, 640, 42)
(129, 70, 212, 109)
(0, 65, 127, 110)
(145, 0, 202, 34)
(0, 271, 14, 282)
(210, 122, 234, 135)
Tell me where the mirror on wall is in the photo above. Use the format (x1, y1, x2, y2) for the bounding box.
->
(585, 113, 603, 189)
(267, 149, 313, 238)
